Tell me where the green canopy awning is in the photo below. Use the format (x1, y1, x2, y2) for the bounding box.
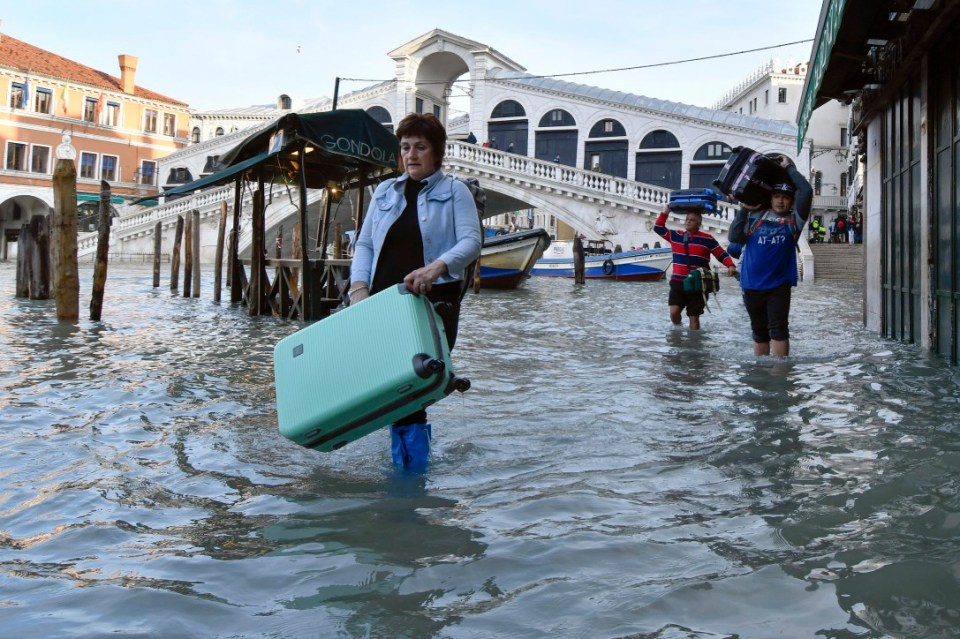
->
(131, 109, 398, 205)
(219, 109, 399, 189)
(131, 150, 276, 204)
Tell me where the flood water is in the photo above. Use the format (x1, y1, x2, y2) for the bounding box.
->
(1, 263, 959, 639)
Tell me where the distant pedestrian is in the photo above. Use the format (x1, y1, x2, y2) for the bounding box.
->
(553, 154, 561, 163)
(591, 162, 602, 173)
(506, 142, 515, 154)
(466, 132, 477, 144)
(482, 139, 491, 148)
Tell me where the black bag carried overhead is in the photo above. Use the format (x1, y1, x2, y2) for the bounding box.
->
(712, 146, 789, 207)
(669, 188, 721, 214)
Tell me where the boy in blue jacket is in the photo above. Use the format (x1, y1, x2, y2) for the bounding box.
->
(728, 154, 812, 357)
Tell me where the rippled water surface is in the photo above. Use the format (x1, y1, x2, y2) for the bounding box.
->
(1, 263, 959, 639)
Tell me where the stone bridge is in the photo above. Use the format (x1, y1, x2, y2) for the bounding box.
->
(79, 141, 740, 262)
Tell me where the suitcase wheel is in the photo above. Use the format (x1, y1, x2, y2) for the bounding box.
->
(450, 376, 471, 393)
(412, 353, 445, 378)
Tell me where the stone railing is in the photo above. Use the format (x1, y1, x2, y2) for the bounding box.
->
(77, 181, 321, 258)
(444, 141, 739, 220)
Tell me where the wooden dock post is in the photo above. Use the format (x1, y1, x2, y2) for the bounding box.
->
(249, 188, 268, 316)
(182, 213, 193, 297)
(214, 201, 227, 302)
(152, 221, 162, 288)
(89, 181, 112, 321)
(15, 226, 30, 298)
(15, 215, 51, 299)
(573, 236, 586, 285)
(229, 177, 243, 303)
(171, 215, 183, 290)
(52, 157, 79, 320)
(291, 221, 302, 290)
(191, 209, 201, 298)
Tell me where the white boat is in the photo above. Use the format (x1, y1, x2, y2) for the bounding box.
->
(478, 228, 552, 288)
(531, 239, 672, 281)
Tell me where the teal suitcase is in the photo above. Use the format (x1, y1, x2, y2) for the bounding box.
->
(273, 284, 470, 452)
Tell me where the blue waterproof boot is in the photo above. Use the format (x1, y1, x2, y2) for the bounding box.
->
(390, 423, 432, 471)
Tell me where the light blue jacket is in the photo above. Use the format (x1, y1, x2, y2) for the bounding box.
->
(351, 170, 482, 286)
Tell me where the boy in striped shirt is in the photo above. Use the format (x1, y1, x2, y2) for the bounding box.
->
(654, 209, 737, 330)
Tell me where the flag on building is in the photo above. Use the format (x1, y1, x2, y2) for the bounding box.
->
(20, 77, 30, 109)
(59, 84, 69, 114)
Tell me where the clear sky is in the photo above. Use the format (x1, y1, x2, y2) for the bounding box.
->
(2, 0, 824, 114)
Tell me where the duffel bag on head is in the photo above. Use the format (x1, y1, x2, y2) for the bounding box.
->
(712, 147, 789, 207)
(669, 188, 720, 214)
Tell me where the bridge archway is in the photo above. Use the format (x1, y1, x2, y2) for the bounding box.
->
(0, 192, 53, 259)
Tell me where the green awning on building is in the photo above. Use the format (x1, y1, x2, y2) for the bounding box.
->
(130, 150, 277, 204)
(797, 0, 848, 153)
(77, 193, 126, 204)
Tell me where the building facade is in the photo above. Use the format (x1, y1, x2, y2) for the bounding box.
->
(716, 60, 852, 225)
(801, 0, 960, 363)
(161, 30, 811, 242)
(0, 30, 189, 256)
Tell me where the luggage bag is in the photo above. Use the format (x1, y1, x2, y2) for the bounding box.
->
(669, 188, 721, 214)
(273, 284, 470, 452)
(712, 146, 789, 207)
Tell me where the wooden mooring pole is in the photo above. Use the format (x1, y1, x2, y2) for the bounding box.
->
(183, 213, 193, 297)
(214, 201, 227, 302)
(152, 221, 162, 288)
(191, 209, 201, 298)
(249, 188, 266, 316)
(573, 236, 586, 285)
(15, 215, 51, 299)
(52, 157, 79, 320)
(171, 215, 183, 290)
(89, 181, 112, 321)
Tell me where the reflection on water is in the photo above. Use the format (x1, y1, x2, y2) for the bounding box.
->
(1, 263, 959, 638)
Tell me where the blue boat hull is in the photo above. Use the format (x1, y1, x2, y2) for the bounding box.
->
(531, 248, 672, 281)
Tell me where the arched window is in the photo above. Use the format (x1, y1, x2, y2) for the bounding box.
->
(693, 142, 733, 160)
(278, 94, 292, 110)
(366, 105, 393, 132)
(538, 109, 576, 127)
(588, 118, 626, 138)
(166, 167, 194, 184)
(191, 127, 201, 144)
(635, 130, 681, 189)
(689, 141, 734, 189)
(215, 127, 225, 137)
(491, 100, 526, 119)
(366, 106, 392, 124)
(639, 130, 680, 149)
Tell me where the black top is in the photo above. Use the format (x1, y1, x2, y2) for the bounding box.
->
(371, 179, 426, 294)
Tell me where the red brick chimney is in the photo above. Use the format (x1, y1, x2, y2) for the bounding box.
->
(118, 54, 138, 94)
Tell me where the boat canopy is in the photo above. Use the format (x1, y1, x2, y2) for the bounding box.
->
(136, 109, 399, 203)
